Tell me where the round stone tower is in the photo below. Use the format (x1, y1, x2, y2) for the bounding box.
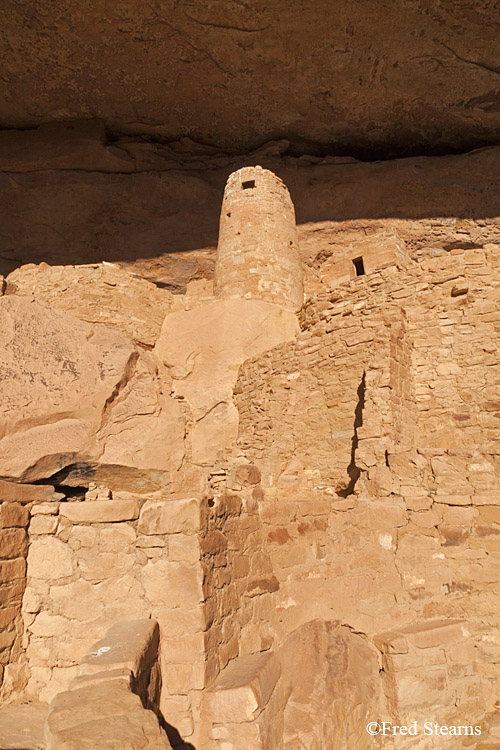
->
(214, 166, 303, 311)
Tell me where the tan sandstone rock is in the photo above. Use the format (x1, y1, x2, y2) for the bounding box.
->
(155, 299, 299, 464)
(59, 498, 141, 524)
(138, 498, 200, 535)
(80, 619, 159, 679)
(204, 651, 281, 724)
(45, 679, 171, 750)
(3, 2, 500, 161)
(95, 352, 185, 484)
(0, 297, 186, 490)
(7, 262, 172, 347)
(27, 537, 74, 581)
(0, 296, 135, 482)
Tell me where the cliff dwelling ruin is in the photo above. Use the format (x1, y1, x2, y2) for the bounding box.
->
(1, 3, 500, 749)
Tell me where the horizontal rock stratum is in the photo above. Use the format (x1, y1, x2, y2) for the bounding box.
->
(1, 1, 500, 157)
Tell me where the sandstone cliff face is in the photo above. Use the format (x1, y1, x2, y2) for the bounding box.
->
(1, 1, 500, 158)
(0, 296, 136, 482)
(7, 263, 173, 347)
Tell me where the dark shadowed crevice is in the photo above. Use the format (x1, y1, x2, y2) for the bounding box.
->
(162, 718, 198, 750)
(337, 372, 365, 497)
(31, 463, 96, 497)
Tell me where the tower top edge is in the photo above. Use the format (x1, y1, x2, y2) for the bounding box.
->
(225, 165, 288, 190)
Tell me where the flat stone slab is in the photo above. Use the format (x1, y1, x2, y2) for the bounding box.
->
(375, 619, 468, 653)
(59, 499, 141, 524)
(0, 702, 47, 749)
(205, 651, 281, 723)
(0, 480, 63, 505)
(80, 619, 158, 679)
(46, 679, 172, 749)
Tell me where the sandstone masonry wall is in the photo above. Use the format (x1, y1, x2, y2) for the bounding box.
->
(0, 501, 28, 697)
(21, 493, 208, 747)
(226, 244, 500, 734)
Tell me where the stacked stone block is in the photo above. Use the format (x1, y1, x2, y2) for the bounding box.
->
(0, 501, 28, 696)
(20, 492, 207, 747)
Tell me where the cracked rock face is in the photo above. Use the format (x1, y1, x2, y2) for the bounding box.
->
(7, 262, 173, 348)
(0, 296, 185, 487)
(0, 296, 136, 482)
(1, 0, 500, 157)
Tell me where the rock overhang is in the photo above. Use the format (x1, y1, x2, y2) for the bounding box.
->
(1, 0, 500, 158)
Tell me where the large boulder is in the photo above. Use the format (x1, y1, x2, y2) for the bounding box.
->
(0, 296, 136, 482)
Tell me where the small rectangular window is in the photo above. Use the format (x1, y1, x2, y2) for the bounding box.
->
(242, 180, 255, 190)
(352, 257, 365, 276)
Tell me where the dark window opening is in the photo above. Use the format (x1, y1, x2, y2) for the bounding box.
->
(242, 179, 256, 190)
(353, 256, 365, 276)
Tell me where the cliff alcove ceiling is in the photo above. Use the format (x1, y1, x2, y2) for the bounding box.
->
(1, 0, 500, 158)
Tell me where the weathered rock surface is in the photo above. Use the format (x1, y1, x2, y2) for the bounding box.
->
(94, 350, 185, 486)
(58, 498, 142, 524)
(1, 2, 500, 157)
(280, 621, 383, 750)
(0, 120, 134, 173)
(0, 479, 63, 504)
(0, 296, 185, 488)
(0, 702, 47, 749)
(204, 651, 281, 723)
(7, 262, 173, 347)
(45, 679, 171, 750)
(0, 296, 135, 482)
(42, 619, 170, 749)
(0, 161, 220, 281)
(155, 299, 299, 463)
(79, 619, 159, 678)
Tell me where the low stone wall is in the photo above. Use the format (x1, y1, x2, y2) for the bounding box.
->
(0, 480, 62, 700)
(375, 620, 480, 725)
(375, 620, 482, 749)
(21, 492, 206, 746)
(0, 501, 28, 696)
